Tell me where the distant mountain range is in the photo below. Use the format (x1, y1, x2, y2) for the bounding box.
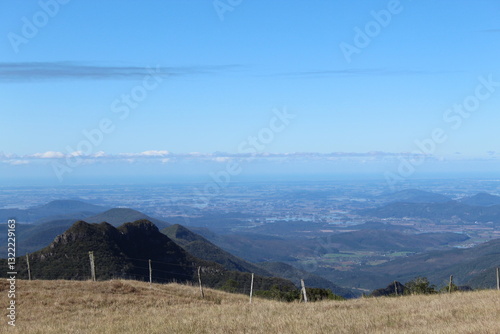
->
(0, 198, 357, 297)
(85, 208, 170, 228)
(459, 193, 500, 207)
(3, 198, 499, 295)
(360, 193, 500, 224)
(378, 189, 452, 204)
(0, 200, 109, 224)
(0, 207, 170, 256)
(317, 229, 468, 252)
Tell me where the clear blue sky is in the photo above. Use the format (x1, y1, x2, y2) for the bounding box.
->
(1, 0, 500, 184)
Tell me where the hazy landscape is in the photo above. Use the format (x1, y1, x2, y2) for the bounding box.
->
(2, 179, 500, 295)
(3, 1, 500, 333)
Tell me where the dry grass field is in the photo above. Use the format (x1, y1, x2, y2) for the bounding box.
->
(1, 279, 499, 333)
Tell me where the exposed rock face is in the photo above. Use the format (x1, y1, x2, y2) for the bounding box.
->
(117, 220, 160, 240)
(20, 219, 198, 282)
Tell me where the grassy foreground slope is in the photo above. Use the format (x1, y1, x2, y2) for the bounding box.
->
(2, 280, 500, 334)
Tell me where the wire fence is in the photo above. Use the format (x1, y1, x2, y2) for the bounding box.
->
(9, 251, 312, 302)
(6, 252, 500, 301)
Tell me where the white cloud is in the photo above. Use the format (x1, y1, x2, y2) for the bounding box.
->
(5, 150, 486, 168)
(119, 150, 170, 158)
(139, 150, 170, 157)
(69, 151, 84, 157)
(92, 151, 107, 158)
(31, 151, 65, 159)
(212, 157, 231, 163)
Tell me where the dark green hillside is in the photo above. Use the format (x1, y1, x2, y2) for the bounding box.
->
(85, 208, 170, 228)
(1, 220, 205, 282)
(162, 224, 271, 276)
(467, 267, 500, 288)
(163, 224, 357, 298)
(163, 224, 356, 298)
(0, 220, 296, 295)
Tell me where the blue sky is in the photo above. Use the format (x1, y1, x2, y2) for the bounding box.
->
(1, 0, 500, 184)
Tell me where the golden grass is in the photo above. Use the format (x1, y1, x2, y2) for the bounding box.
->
(1, 279, 499, 333)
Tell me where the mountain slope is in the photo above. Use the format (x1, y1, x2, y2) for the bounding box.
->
(162, 224, 271, 276)
(18, 219, 195, 281)
(162, 224, 356, 298)
(1, 220, 295, 293)
(189, 227, 326, 262)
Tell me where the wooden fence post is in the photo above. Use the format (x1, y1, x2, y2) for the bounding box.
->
(496, 267, 499, 291)
(394, 281, 398, 296)
(149, 259, 152, 288)
(197, 266, 204, 299)
(249, 273, 254, 303)
(448, 275, 453, 293)
(301, 279, 308, 303)
(26, 254, 31, 281)
(89, 251, 96, 281)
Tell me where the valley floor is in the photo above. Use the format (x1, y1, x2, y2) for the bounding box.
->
(2, 280, 499, 333)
